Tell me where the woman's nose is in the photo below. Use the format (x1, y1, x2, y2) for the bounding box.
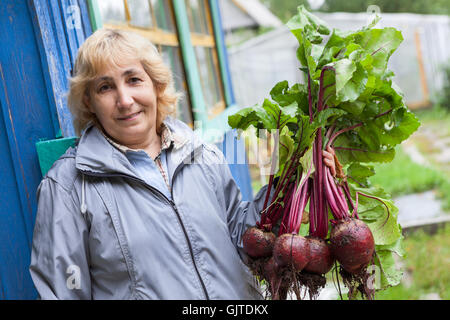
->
(116, 86, 134, 109)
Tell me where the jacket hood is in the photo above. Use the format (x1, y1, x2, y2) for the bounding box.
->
(74, 116, 205, 178)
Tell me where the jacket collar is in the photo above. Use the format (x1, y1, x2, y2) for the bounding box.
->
(75, 116, 204, 178)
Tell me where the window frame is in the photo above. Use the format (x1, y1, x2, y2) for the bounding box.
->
(185, 0, 226, 119)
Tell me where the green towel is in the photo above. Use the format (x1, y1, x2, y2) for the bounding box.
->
(36, 137, 78, 177)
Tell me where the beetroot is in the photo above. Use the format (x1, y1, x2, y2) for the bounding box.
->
(262, 256, 278, 282)
(273, 233, 310, 271)
(304, 237, 334, 275)
(261, 257, 288, 300)
(330, 218, 375, 274)
(242, 227, 276, 258)
(298, 237, 334, 299)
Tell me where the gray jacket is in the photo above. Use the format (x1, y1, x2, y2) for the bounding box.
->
(29, 117, 271, 300)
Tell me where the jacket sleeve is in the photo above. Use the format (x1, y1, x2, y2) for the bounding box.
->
(224, 171, 275, 263)
(29, 177, 92, 300)
(206, 144, 276, 263)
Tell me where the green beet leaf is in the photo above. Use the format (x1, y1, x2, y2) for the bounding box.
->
(228, 5, 419, 296)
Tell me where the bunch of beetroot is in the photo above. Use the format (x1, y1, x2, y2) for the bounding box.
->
(241, 143, 377, 300)
(230, 6, 420, 300)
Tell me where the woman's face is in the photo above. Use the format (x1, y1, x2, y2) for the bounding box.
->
(84, 60, 158, 147)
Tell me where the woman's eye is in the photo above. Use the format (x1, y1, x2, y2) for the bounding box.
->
(129, 77, 142, 83)
(98, 84, 111, 93)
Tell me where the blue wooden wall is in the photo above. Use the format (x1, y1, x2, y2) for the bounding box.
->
(0, 0, 54, 299)
(0, 0, 91, 299)
(0, 0, 253, 299)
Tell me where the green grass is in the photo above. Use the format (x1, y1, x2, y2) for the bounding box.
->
(411, 106, 450, 211)
(414, 105, 450, 131)
(369, 145, 445, 197)
(375, 224, 450, 300)
(437, 180, 450, 212)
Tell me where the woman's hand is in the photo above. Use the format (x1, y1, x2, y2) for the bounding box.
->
(322, 146, 345, 178)
(300, 146, 339, 225)
(322, 145, 336, 177)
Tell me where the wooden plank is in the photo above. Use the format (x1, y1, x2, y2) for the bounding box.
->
(0, 65, 34, 246)
(202, 0, 226, 113)
(407, 100, 431, 110)
(29, 0, 75, 137)
(208, 100, 226, 119)
(1, 2, 59, 243)
(148, 0, 158, 28)
(190, 33, 215, 47)
(78, 0, 94, 36)
(209, 0, 235, 105)
(204, 1, 225, 94)
(103, 23, 180, 46)
(414, 28, 430, 106)
(173, 0, 208, 123)
(87, 0, 103, 31)
(0, 95, 37, 298)
(0, 0, 64, 298)
(29, 1, 67, 138)
(58, 0, 82, 66)
(70, 0, 89, 46)
(29, 0, 93, 138)
(123, 0, 131, 23)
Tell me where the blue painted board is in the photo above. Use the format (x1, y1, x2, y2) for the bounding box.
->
(0, 99, 37, 300)
(216, 129, 253, 201)
(0, 0, 65, 299)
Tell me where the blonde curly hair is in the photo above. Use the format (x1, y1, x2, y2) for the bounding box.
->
(67, 28, 179, 136)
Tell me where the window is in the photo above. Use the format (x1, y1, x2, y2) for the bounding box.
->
(97, 0, 193, 126)
(184, 0, 225, 119)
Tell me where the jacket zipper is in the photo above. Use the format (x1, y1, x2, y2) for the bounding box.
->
(80, 147, 210, 300)
(167, 198, 210, 300)
(146, 185, 210, 300)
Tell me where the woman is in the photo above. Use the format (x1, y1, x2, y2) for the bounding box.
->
(29, 29, 336, 300)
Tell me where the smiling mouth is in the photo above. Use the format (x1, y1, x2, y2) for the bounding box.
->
(117, 111, 142, 121)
